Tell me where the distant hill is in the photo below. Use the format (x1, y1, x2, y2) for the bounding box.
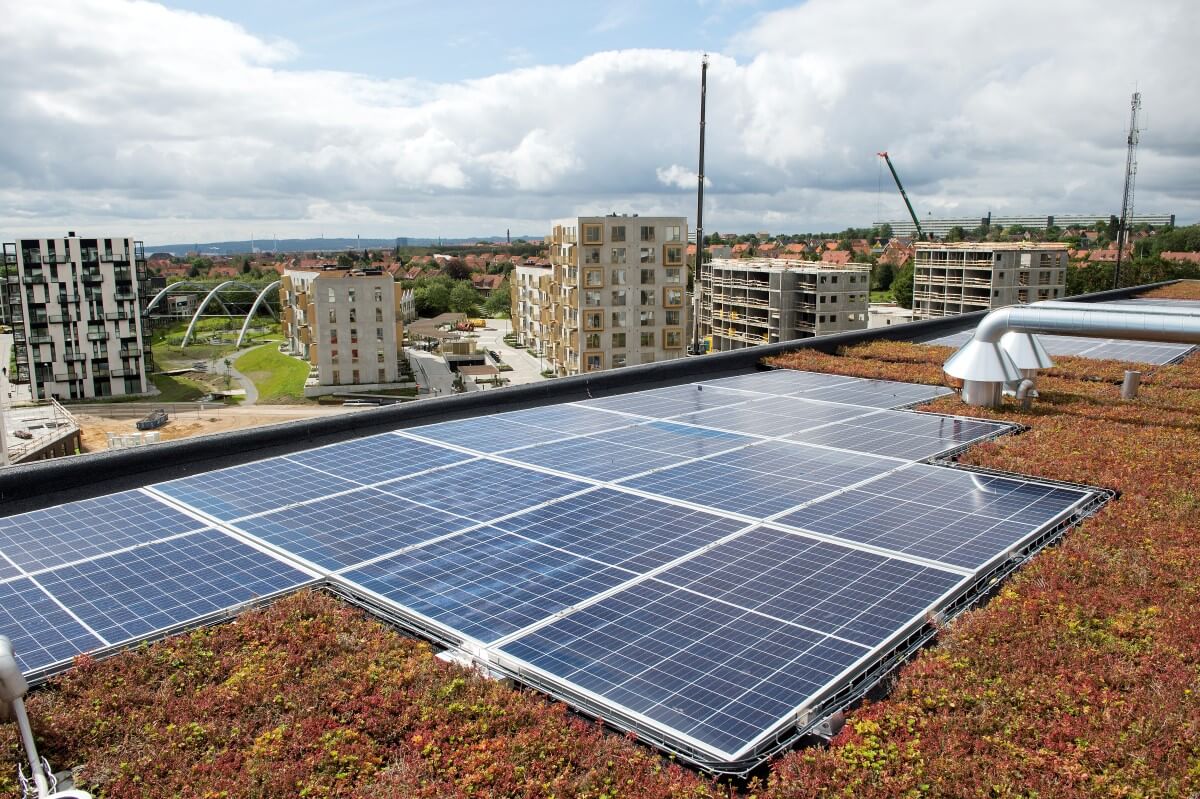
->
(147, 236, 543, 257)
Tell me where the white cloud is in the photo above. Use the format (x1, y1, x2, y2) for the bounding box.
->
(0, 0, 1197, 244)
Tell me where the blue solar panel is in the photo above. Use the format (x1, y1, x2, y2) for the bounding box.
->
(0, 490, 206, 574)
(0, 578, 104, 674)
(677, 396, 873, 437)
(622, 441, 900, 517)
(502, 404, 634, 435)
(153, 458, 360, 521)
(405, 416, 571, 452)
(284, 433, 469, 484)
(511, 437, 688, 481)
(786, 411, 1014, 460)
(922, 329, 1194, 366)
(799, 380, 953, 409)
(233, 488, 473, 572)
(777, 465, 1092, 568)
(376, 460, 589, 522)
(341, 527, 636, 643)
(698, 370, 857, 395)
(500, 578, 868, 758)
(580, 384, 752, 419)
(652, 526, 963, 647)
(588, 420, 753, 458)
(36, 529, 313, 645)
(490, 489, 747, 573)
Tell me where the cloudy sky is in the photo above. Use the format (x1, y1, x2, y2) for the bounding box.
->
(1, 0, 1196, 246)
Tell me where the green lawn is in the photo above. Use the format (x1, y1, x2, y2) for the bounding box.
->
(149, 373, 208, 402)
(234, 344, 312, 404)
(870, 289, 895, 303)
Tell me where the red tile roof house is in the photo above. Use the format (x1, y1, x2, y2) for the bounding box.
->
(470, 273, 505, 297)
(208, 265, 241, 277)
(821, 250, 853, 265)
(732, 242, 752, 256)
(785, 243, 809, 255)
(757, 241, 780, 255)
(850, 239, 872, 256)
(1161, 251, 1200, 264)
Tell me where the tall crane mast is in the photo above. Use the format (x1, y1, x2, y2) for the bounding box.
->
(1113, 91, 1141, 289)
(877, 151, 924, 239)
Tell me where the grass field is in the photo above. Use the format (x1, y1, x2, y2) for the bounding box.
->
(148, 373, 207, 402)
(234, 344, 311, 404)
(869, 289, 894, 303)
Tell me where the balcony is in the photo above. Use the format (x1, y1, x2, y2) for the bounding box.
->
(5, 275, 18, 285)
(23, 273, 47, 284)
(81, 272, 104, 284)
(54, 371, 84, 382)
(111, 368, 138, 378)
(87, 331, 109, 341)
(113, 290, 136, 301)
(113, 268, 133, 282)
(28, 334, 53, 345)
(119, 347, 141, 358)
(49, 313, 75, 323)
(63, 352, 85, 362)
(105, 311, 132, 321)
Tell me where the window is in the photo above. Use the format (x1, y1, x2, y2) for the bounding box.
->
(640, 268, 656, 284)
(612, 332, 626, 348)
(375, 307, 383, 322)
(640, 310, 655, 326)
(584, 268, 603, 287)
(374, 286, 383, 302)
(611, 289, 627, 306)
(377, 350, 385, 363)
(328, 308, 337, 323)
(327, 287, 336, 302)
(640, 289, 656, 306)
(665, 309, 681, 326)
(612, 353, 627, 368)
(332, 370, 340, 384)
(663, 287, 683, 306)
(611, 225, 626, 242)
(665, 329, 683, 349)
(584, 248, 601, 264)
(829, 314, 837, 323)
(376, 327, 384, 343)
(664, 225, 681, 242)
(639, 247, 656, 264)
(584, 311, 603, 330)
(585, 332, 601, 349)
(329, 329, 337, 343)
(378, 368, 386, 383)
(611, 310, 627, 328)
(640, 226, 655, 242)
(640, 331, 655, 347)
(664, 245, 682, 265)
(611, 267, 626, 284)
(610, 248, 626, 265)
(348, 288, 356, 302)
(584, 290, 602, 307)
(585, 353, 603, 371)
(349, 307, 357, 323)
(331, 348, 339, 359)
(664, 267, 682, 283)
(582, 223, 603, 244)
(351, 348, 359, 361)
(831, 275, 838, 284)
(350, 328, 358, 343)
(352, 369, 360, 384)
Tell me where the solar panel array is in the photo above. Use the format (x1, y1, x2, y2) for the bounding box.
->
(0, 370, 1106, 773)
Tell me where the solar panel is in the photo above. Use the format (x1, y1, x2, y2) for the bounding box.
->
(404, 416, 572, 452)
(36, 528, 313, 645)
(587, 420, 754, 458)
(375, 460, 590, 522)
(621, 441, 901, 517)
(777, 465, 1092, 569)
(284, 433, 470, 483)
(923, 329, 1194, 366)
(153, 457, 361, 521)
(0, 578, 104, 674)
(798, 379, 953, 409)
(580, 384, 752, 418)
(0, 490, 206, 574)
(676, 396, 874, 437)
(501, 404, 635, 435)
(232, 488, 475, 572)
(509, 437, 691, 482)
(698, 370, 858, 395)
(786, 411, 1014, 460)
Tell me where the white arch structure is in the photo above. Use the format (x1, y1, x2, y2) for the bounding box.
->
(181, 281, 263, 347)
(235, 280, 281, 348)
(145, 280, 237, 316)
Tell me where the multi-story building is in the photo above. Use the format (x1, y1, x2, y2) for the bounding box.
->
(519, 214, 689, 375)
(511, 263, 552, 358)
(708, 258, 871, 351)
(912, 243, 1069, 319)
(2, 233, 150, 400)
(281, 265, 405, 391)
(874, 212, 1175, 239)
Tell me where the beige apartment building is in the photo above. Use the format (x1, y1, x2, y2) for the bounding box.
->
(912, 243, 1069, 319)
(3, 234, 150, 400)
(515, 215, 689, 375)
(281, 265, 405, 393)
(708, 258, 870, 351)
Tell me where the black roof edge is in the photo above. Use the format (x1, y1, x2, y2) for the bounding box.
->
(0, 281, 1176, 514)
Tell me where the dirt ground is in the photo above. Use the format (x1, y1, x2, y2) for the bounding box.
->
(76, 405, 367, 452)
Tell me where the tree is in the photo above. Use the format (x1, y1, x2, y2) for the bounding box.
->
(872, 261, 895, 292)
(892, 260, 915, 309)
(336, 253, 354, 268)
(482, 280, 511, 317)
(448, 282, 480, 315)
(413, 282, 451, 316)
(946, 226, 966, 242)
(442, 258, 471, 281)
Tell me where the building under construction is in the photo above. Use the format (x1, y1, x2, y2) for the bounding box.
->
(912, 242, 1068, 320)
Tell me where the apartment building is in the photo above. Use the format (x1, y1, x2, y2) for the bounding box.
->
(912, 243, 1069, 319)
(281, 265, 405, 392)
(517, 214, 688, 375)
(511, 262, 552, 357)
(708, 258, 870, 351)
(2, 234, 150, 400)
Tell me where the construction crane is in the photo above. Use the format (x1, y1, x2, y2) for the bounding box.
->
(1113, 91, 1142, 289)
(877, 151, 924, 239)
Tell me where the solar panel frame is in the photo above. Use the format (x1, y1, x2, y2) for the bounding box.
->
(785, 410, 1017, 461)
(0, 577, 105, 676)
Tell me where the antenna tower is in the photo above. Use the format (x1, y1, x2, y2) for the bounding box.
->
(1113, 91, 1141, 289)
(692, 54, 708, 355)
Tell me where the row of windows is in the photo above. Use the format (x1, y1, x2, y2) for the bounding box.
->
(329, 327, 388, 344)
(328, 306, 387, 323)
(331, 368, 390, 385)
(584, 267, 682, 286)
(584, 309, 684, 329)
(326, 286, 386, 303)
(582, 245, 684, 266)
(329, 348, 389, 363)
(582, 287, 685, 308)
(581, 223, 682, 245)
(583, 327, 684, 349)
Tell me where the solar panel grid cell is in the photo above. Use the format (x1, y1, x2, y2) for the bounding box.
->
(0, 578, 103, 673)
(581, 384, 752, 418)
(787, 412, 1013, 460)
(154, 458, 360, 521)
(284, 433, 470, 482)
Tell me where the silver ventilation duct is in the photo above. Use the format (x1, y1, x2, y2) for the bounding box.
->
(945, 305, 1200, 407)
(1030, 300, 1200, 317)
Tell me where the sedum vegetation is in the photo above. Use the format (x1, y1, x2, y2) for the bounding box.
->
(2, 281, 1198, 797)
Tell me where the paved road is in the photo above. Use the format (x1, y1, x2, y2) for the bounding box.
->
(472, 318, 548, 386)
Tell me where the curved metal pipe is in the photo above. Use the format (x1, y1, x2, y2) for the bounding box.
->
(1031, 300, 1200, 317)
(235, 280, 281, 348)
